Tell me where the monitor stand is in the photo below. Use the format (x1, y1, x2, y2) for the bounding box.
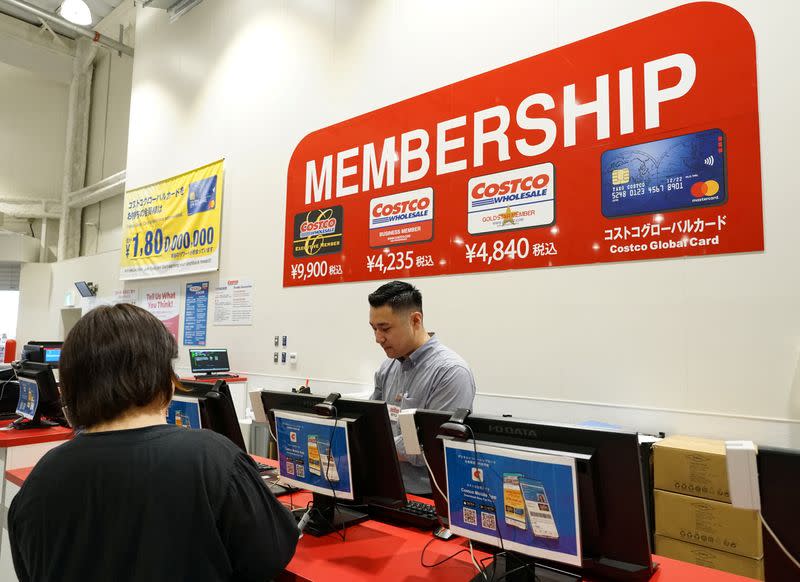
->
(292, 492, 368, 537)
(10, 416, 59, 430)
(471, 552, 580, 582)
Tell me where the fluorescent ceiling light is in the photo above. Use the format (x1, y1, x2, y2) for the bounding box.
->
(58, 0, 92, 26)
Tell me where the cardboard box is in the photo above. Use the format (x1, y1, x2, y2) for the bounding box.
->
(655, 534, 764, 580)
(654, 490, 762, 559)
(653, 435, 730, 502)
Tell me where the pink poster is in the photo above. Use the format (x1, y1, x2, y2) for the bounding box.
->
(140, 286, 180, 342)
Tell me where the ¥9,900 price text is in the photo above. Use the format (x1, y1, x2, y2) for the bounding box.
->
(290, 260, 343, 281)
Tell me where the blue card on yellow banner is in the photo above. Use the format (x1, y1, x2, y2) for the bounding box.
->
(601, 129, 727, 218)
(187, 176, 217, 216)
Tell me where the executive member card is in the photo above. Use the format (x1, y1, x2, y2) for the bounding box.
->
(601, 128, 727, 218)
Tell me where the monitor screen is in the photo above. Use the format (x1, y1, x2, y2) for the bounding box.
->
(443, 438, 583, 567)
(16, 377, 39, 420)
(415, 410, 654, 581)
(274, 409, 354, 500)
(74, 281, 95, 297)
(43, 348, 61, 364)
(176, 380, 247, 452)
(189, 349, 230, 373)
(260, 390, 406, 506)
(167, 395, 203, 429)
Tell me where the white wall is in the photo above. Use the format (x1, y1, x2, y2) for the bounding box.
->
(0, 291, 20, 338)
(0, 61, 68, 200)
(18, 0, 800, 446)
(0, 13, 69, 251)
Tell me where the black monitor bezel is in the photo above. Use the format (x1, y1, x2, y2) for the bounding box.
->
(414, 409, 655, 582)
(188, 348, 231, 374)
(757, 445, 800, 581)
(260, 390, 406, 507)
(175, 380, 247, 452)
(13, 361, 64, 425)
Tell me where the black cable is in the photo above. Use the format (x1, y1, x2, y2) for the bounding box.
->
(0, 366, 17, 400)
(465, 425, 518, 582)
(315, 405, 346, 541)
(420, 536, 473, 568)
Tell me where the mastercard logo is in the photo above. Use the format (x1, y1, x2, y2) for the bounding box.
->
(690, 180, 720, 198)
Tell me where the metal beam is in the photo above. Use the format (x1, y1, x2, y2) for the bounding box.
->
(0, 0, 134, 57)
(67, 169, 126, 208)
(58, 37, 96, 260)
(0, 196, 62, 219)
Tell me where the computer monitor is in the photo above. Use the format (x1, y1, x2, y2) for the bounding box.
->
(21, 341, 63, 369)
(757, 446, 800, 582)
(189, 348, 230, 375)
(260, 390, 406, 536)
(414, 410, 655, 582)
(171, 380, 248, 452)
(11, 361, 67, 430)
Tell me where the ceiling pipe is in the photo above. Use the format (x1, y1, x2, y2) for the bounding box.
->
(0, 0, 134, 56)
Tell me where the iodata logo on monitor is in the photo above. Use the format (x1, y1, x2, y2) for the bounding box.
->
(292, 205, 344, 258)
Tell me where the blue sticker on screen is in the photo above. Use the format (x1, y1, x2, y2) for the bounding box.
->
(187, 176, 218, 216)
(601, 129, 727, 218)
(16, 377, 39, 420)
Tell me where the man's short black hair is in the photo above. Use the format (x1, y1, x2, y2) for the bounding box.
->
(59, 303, 178, 428)
(368, 280, 422, 313)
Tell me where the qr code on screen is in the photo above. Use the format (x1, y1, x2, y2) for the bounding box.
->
(463, 507, 477, 526)
(481, 512, 497, 531)
(296, 464, 305, 478)
(286, 461, 295, 476)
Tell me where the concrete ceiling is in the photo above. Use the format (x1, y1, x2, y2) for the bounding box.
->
(0, 0, 124, 35)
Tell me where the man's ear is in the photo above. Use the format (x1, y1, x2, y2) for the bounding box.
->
(410, 310, 423, 329)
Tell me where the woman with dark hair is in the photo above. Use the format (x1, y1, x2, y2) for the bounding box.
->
(8, 303, 298, 582)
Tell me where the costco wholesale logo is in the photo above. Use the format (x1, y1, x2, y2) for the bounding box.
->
(292, 205, 344, 258)
(467, 162, 555, 235)
(368, 187, 434, 247)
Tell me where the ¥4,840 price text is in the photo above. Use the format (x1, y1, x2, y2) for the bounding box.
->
(464, 238, 557, 266)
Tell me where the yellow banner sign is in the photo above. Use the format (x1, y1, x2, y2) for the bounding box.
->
(120, 160, 224, 280)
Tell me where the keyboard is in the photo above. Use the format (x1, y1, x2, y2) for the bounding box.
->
(368, 500, 439, 529)
(194, 373, 239, 379)
(255, 461, 274, 473)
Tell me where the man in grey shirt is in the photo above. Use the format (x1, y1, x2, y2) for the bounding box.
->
(368, 281, 476, 495)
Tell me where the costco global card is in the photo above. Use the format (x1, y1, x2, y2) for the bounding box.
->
(601, 129, 727, 218)
(187, 175, 218, 216)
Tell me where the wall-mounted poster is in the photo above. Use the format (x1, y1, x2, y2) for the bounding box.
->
(283, 3, 761, 286)
(140, 286, 180, 341)
(120, 160, 224, 280)
(183, 281, 209, 346)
